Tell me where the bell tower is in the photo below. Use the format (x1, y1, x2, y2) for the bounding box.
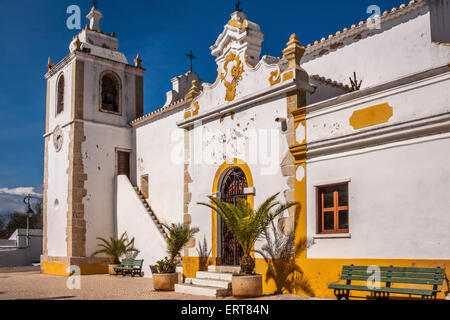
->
(41, 6, 145, 275)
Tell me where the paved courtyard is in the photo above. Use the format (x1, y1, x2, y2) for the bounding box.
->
(0, 267, 323, 300)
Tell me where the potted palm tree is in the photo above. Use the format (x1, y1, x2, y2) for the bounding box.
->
(199, 193, 298, 297)
(92, 232, 139, 275)
(151, 223, 199, 291)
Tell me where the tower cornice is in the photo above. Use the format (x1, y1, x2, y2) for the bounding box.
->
(45, 51, 145, 80)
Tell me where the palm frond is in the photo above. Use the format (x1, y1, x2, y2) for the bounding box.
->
(91, 231, 139, 264)
(198, 193, 299, 274)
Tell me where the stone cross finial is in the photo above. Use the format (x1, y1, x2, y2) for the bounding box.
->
(47, 57, 54, 70)
(235, 0, 242, 12)
(73, 35, 82, 51)
(186, 50, 196, 72)
(87, 6, 103, 31)
(134, 53, 143, 68)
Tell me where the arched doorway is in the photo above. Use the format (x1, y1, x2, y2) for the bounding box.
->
(219, 167, 246, 265)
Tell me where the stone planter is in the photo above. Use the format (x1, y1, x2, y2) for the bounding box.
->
(232, 274, 263, 298)
(153, 273, 179, 291)
(108, 264, 120, 275)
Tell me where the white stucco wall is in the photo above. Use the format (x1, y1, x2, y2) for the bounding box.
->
(306, 72, 450, 145)
(116, 175, 167, 276)
(45, 59, 76, 258)
(47, 63, 74, 129)
(82, 122, 132, 256)
(188, 96, 291, 258)
(306, 135, 450, 259)
(134, 109, 185, 226)
(46, 119, 70, 258)
(305, 61, 450, 260)
(302, 7, 450, 89)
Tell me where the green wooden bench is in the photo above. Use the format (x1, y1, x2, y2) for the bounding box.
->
(329, 265, 445, 300)
(113, 259, 144, 277)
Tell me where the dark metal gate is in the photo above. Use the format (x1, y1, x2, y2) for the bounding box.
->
(219, 167, 247, 266)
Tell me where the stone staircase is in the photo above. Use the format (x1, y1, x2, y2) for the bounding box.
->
(133, 186, 168, 240)
(175, 265, 240, 297)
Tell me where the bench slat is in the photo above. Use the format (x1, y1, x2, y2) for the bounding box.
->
(329, 284, 435, 296)
(342, 270, 444, 280)
(341, 274, 443, 285)
(343, 266, 444, 274)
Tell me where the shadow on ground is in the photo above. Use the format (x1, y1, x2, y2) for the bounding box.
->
(18, 296, 76, 300)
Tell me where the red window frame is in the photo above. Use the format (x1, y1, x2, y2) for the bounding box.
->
(317, 183, 349, 234)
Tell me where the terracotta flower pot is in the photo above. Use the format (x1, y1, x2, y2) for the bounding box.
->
(232, 274, 263, 298)
(153, 273, 179, 291)
(108, 264, 120, 275)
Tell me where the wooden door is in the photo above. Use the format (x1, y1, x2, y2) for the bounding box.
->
(117, 150, 130, 178)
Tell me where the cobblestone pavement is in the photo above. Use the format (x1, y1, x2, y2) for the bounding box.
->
(0, 268, 326, 300)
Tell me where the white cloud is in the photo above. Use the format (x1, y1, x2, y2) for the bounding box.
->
(0, 187, 43, 198)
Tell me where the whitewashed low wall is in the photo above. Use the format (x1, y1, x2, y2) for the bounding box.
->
(0, 230, 42, 267)
(115, 175, 167, 277)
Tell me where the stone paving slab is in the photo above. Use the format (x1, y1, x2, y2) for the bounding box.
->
(0, 268, 326, 300)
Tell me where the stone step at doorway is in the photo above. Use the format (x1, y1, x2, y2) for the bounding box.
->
(174, 265, 241, 297)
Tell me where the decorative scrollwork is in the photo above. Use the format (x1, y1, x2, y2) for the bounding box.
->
(269, 70, 281, 86)
(220, 52, 244, 102)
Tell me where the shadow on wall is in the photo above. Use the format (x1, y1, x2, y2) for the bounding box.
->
(256, 219, 315, 297)
(445, 273, 449, 297)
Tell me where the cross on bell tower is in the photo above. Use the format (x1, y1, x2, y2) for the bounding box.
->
(186, 50, 196, 72)
(235, 0, 242, 12)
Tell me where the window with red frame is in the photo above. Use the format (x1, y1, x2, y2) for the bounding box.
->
(317, 184, 349, 234)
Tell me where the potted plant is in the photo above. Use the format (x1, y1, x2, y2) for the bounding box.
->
(151, 223, 199, 291)
(199, 193, 297, 297)
(92, 232, 139, 275)
(196, 236, 212, 271)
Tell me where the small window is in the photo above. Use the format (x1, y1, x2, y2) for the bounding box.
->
(100, 72, 120, 114)
(56, 74, 65, 115)
(317, 183, 349, 234)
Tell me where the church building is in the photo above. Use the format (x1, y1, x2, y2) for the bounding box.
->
(41, 0, 450, 298)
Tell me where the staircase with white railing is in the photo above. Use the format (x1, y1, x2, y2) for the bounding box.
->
(132, 186, 168, 241)
(116, 175, 168, 276)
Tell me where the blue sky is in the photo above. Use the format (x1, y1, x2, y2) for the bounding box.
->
(0, 0, 403, 193)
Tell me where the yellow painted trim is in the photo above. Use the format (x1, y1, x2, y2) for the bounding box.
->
(211, 158, 254, 262)
(227, 19, 248, 30)
(220, 52, 244, 102)
(269, 70, 281, 86)
(182, 255, 449, 298)
(292, 150, 450, 298)
(79, 263, 109, 275)
(41, 261, 70, 276)
(40, 261, 109, 276)
(282, 71, 294, 81)
(244, 55, 255, 69)
(192, 101, 200, 116)
(294, 258, 450, 299)
(349, 102, 393, 130)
